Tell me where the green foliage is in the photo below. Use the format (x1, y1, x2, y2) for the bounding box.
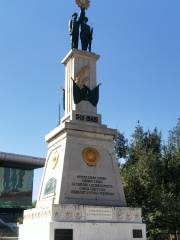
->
(113, 130, 128, 163)
(116, 120, 180, 240)
(31, 201, 37, 208)
(168, 118, 180, 151)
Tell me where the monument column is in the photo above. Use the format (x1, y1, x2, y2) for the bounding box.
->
(62, 49, 100, 118)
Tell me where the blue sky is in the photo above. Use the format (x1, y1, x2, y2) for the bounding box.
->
(0, 0, 180, 199)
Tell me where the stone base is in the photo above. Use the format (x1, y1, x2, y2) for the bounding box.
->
(19, 221, 146, 240)
(19, 205, 146, 240)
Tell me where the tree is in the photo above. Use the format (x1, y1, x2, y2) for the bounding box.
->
(168, 118, 180, 151)
(116, 122, 180, 239)
(160, 125, 180, 235)
(120, 124, 163, 239)
(113, 130, 128, 165)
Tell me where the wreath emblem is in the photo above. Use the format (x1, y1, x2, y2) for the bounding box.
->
(82, 147, 100, 167)
(51, 151, 59, 169)
(76, 0, 90, 9)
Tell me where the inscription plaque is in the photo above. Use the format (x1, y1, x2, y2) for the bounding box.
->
(133, 229, 143, 238)
(76, 114, 99, 123)
(71, 175, 115, 197)
(86, 207, 113, 221)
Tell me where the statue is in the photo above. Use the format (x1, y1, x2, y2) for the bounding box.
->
(80, 16, 93, 51)
(69, 13, 80, 49)
(69, 0, 93, 52)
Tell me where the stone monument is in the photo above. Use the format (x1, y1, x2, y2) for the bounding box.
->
(19, 1, 146, 239)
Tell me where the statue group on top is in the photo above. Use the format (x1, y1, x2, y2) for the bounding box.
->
(69, 4, 93, 52)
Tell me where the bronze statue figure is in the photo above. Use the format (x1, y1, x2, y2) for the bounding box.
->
(69, 13, 80, 49)
(80, 16, 93, 51)
(69, 5, 93, 52)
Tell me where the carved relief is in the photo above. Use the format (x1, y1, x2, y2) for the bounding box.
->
(51, 151, 59, 169)
(44, 178, 57, 196)
(71, 65, 89, 88)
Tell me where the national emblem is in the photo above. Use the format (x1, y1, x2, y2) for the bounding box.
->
(82, 147, 100, 167)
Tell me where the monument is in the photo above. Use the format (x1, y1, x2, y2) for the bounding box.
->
(19, 1, 146, 239)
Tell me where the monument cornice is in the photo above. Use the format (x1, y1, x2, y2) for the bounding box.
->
(45, 122, 117, 143)
(61, 49, 100, 65)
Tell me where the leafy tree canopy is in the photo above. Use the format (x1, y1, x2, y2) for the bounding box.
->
(114, 120, 180, 240)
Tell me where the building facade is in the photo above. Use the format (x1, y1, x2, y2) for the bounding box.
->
(0, 152, 45, 236)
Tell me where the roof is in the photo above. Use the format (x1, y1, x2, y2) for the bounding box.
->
(0, 152, 45, 170)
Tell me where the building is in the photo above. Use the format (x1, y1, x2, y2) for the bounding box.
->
(0, 151, 45, 237)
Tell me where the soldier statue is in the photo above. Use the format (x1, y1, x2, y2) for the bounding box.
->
(69, 13, 80, 49)
(80, 16, 93, 51)
(69, 7, 93, 52)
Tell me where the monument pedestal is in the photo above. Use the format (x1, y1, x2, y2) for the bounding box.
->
(35, 120, 126, 208)
(19, 205, 146, 240)
(19, 49, 146, 239)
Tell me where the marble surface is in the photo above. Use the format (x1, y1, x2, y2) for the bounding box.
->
(20, 215, 146, 240)
(23, 205, 142, 223)
(61, 49, 100, 116)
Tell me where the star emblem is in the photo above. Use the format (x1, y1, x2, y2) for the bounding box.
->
(76, 0, 90, 9)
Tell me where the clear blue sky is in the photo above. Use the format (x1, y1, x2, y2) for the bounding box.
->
(0, 0, 180, 200)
